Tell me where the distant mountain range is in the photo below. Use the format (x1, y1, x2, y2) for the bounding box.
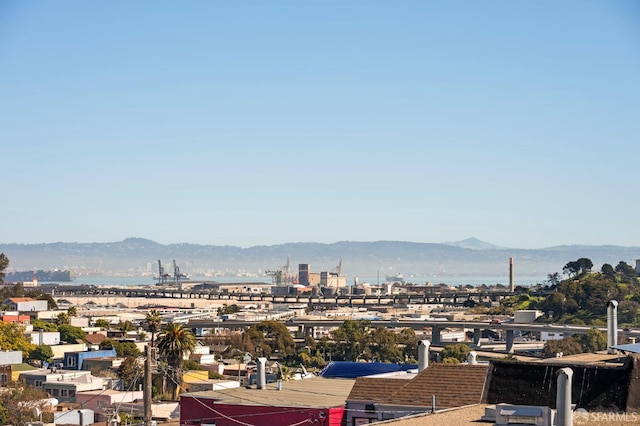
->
(1, 238, 638, 284)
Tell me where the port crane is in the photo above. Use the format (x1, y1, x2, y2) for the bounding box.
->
(155, 259, 189, 285)
(155, 260, 171, 284)
(172, 259, 189, 284)
(265, 256, 296, 286)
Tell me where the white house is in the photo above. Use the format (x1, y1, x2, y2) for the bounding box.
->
(540, 331, 565, 341)
(3, 298, 48, 312)
(25, 330, 61, 346)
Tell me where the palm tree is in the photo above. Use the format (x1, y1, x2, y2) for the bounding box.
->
(156, 322, 196, 399)
(55, 312, 70, 326)
(145, 310, 162, 346)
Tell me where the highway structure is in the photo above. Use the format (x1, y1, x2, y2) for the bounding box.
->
(46, 284, 528, 307)
(186, 318, 640, 354)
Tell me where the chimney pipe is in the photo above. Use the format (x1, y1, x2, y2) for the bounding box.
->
(556, 367, 573, 426)
(418, 340, 430, 372)
(509, 257, 514, 293)
(257, 357, 267, 389)
(607, 300, 618, 354)
(467, 351, 477, 365)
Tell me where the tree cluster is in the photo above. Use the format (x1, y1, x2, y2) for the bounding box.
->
(562, 258, 594, 278)
(538, 258, 639, 324)
(315, 320, 418, 363)
(542, 328, 607, 357)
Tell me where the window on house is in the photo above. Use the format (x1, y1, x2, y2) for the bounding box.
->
(97, 400, 107, 409)
(34, 380, 43, 388)
(67, 357, 76, 368)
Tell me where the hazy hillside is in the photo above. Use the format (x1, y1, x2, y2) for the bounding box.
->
(1, 238, 638, 285)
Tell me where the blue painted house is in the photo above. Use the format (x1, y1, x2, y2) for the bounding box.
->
(64, 349, 117, 370)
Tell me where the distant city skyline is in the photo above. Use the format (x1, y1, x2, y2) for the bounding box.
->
(2, 1, 638, 249)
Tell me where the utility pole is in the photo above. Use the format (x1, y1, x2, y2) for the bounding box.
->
(144, 344, 152, 426)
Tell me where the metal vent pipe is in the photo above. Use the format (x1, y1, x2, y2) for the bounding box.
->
(418, 340, 430, 372)
(257, 357, 267, 389)
(556, 367, 573, 426)
(607, 300, 618, 354)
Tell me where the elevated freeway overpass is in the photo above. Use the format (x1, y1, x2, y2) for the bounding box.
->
(187, 318, 640, 353)
(46, 284, 530, 307)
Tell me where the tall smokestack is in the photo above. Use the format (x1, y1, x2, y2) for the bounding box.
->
(509, 257, 514, 292)
(607, 300, 619, 354)
(418, 340, 430, 372)
(257, 357, 267, 389)
(556, 367, 573, 426)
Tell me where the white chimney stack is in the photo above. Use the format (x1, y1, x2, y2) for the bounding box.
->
(418, 340, 430, 372)
(257, 357, 267, 389)
(556, 367, 573, 426)
(607, 300, 618, 354)
(467, 351, 477, 364)
(509, 257, 514, 292)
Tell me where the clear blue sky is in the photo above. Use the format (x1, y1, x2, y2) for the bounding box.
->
(2, 1, 639, 249)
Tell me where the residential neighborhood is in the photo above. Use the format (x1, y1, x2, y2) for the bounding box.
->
(1, 260, 640, 426)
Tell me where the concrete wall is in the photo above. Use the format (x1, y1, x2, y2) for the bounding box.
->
(54, 409, 94, 426)
(27, 330, 61, 345)
(51, 343, 87, 359)
(514, 310, 543, 323)
(0, 350, 22, 365)
(13, 300, 48, 312)
(70, 317, 90, 328)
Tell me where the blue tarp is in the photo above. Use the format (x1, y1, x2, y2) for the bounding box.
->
(318, 361, 417, 379)
(611, 343, 640, 353)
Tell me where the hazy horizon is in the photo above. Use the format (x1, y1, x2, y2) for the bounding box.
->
(1, 236, 639, 251)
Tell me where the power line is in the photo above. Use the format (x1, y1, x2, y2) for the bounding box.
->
(159, 364, 332, 426)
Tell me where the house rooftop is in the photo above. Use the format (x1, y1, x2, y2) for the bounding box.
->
(85, 334, 108, 345)
(536, 352, 625, 366)
(379, 404, 491, 425)
(183, 377, 355, 408)
(11, 363, 38, 372)
(348, 363, 489, 410)
(78, 389, 139, 396)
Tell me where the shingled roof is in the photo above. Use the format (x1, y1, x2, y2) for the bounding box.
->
(348, 363, 489, 410)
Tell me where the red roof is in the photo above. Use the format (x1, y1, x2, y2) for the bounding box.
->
(7, 297, 36, 302)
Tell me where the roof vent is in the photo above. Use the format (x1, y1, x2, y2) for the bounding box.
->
(256, 357, 267, 390)
(467, 351, 477, 365)
(418, 340, 430, 372)
(607, 300, 618, 354)
(495, 404, 554, 426)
